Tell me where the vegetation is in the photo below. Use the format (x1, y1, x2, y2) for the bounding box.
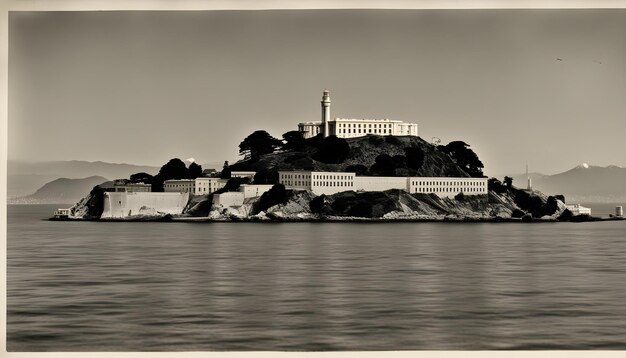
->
(404, 145, 425, 170)
(438, 141, 484, 177)
(312, 135, 350, 164)
(220, 161, 231, 179)
(282, 131, 306, 152)
(370, 154, 396, 176)
(255, 184, 289, 213)
(253, 168, 279, 184)
(188, 162, 203, 179)
(239, 130, 283, 162)
(150, 158, 193, 192)
(129, 172, 154, 184)
(345, 164, 369, 176)
(503, 176, 513, 188)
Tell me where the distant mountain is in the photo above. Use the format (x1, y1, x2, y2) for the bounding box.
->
(510, 164, 626, 203)
(7, 160, 159, 198)
(10, 176, 110, 205)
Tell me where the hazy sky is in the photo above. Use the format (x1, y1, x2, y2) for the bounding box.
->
(8, 9, 626, 175)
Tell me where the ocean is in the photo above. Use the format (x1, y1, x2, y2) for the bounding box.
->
(7, 204, 626, 351)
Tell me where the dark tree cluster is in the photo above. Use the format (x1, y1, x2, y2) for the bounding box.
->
(253, 169, 279, 185)
(129, 172, 154, 184)
(312, 135, 351, 164)
(147, 158, 203, 192)
(239, 130, 283, 162)
(437, 141, 484, 177)
(368, 146, 425, 176)
(282, 131, 306, 152)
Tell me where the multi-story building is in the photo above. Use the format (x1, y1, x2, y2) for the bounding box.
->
(298, 90, 418, 139)
(278, 170, 488, 197)
(278, 170, 356, 196)
(163, 177, 227, 195)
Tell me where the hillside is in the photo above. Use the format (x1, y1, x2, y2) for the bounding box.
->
(511, 165, 626, 203)
(14, 176, 109, 204)
(230, 135, 473, 178)
(8, 160, 159, 198)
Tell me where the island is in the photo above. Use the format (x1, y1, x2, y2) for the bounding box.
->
(56, 91, 622, 223)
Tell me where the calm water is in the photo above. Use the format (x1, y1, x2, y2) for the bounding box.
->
(7, 204, 626, 351)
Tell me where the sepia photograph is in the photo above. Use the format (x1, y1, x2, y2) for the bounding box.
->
(3, 0, 626, 354)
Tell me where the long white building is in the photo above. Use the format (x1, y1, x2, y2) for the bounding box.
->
(163, 177, 227, 195)
(278, 170, 488, 197)
(298, 90, 418, 139)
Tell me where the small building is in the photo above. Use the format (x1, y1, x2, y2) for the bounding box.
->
(53, 208, 71, 219)
(566, 204, 592, 216)
(114, 182, 152, 192)
(231, 171, 257, 180)
(201, 168, 217, 177)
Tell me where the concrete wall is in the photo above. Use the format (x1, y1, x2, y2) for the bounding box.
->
(239, 184, 274, 199)
(354, 176, 408, 192)
(213, 192, 245, 207)
(102, 192, 190, 218)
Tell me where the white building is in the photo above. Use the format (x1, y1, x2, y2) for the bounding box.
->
(566, 204, 592, 216)
(113, 182, 152, 192)
(278, 170, 356, 196)
(298, 90, 418, 139)
(163, 177, 227, 195)
(230, 171, 257, 180)
(278, 170, 488, 197)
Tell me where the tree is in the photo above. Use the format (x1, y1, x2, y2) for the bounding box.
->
(405, 146, 425, 170)
(129, 172, 154, 184)
(253, 169, 279, 185)
(438, 141, 484, 177)
(503, 176, 513, 188)
(370, 154, 396, 176)
(345, 164, 369, 176)
(151, 158, 189, 192)
(239, 130, 283, 161)
(220, 161, 231, 179)
(188, 162, 203, 179)
(282, 130, 306, 152)
(313, 135, 351, 164)
(488, 178, 506, 194)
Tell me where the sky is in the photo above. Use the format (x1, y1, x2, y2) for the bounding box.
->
(8, 9, 626, 176)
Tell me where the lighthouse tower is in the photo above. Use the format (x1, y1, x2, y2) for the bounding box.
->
(321, 90, 331, 137)
(526, 163, 532, 191)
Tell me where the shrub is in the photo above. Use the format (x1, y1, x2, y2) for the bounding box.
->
(253, 169, 279, 185)
(405, 146, 425, 170)
(345, 164, 369, 176)
(370, 154, 396, 176)
(367, 135, 385, 146)
(313, 135, 351, 164)
(292, 157, 314, 170)
(385, 135, 400, 145)
(455, 192, 466, 202)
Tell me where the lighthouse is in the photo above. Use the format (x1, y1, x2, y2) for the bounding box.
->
(321, 90, 331, 137)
